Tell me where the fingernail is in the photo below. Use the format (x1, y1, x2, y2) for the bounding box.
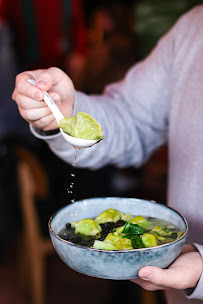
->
(36, 80, 48, 86)
(32, 91, 42, 100)
(139, 270, 153, 281)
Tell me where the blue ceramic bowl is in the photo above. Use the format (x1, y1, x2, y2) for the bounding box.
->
(48, 197, 188, 280)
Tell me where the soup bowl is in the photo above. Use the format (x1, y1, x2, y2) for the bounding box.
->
(48, 197, 188, 280)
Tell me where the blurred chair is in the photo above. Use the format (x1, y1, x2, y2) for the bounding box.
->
(16, 144, 55, 304)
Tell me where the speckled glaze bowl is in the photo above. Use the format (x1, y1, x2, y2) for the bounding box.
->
(48, 197, 188, 280)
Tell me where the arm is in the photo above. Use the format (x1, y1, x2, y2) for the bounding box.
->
(17, 3, 201, 170)
(34, 6, 203, 170)
(30, 26, 174, 169)
(12, 5, 202, 170)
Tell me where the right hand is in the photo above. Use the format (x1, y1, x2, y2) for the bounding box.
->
(12, 67, 75, 131)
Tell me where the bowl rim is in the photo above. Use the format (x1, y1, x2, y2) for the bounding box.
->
(48, 197, 188, 252)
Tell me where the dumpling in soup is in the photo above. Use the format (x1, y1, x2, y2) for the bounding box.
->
(95, 209, 125, 224)
(71, 219, 101, 236)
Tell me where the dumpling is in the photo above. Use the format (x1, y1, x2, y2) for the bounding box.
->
(71, 219, 101, 236)
(95, 209, 125, 224)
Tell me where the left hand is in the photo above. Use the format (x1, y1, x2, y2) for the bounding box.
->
(131, 245, 203, 291)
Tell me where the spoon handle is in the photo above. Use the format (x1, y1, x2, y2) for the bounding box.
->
(43, 91, 64, 123)
(27, 78, 64, 123)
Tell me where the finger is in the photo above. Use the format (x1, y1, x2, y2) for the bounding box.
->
(15, 71, 44, 100)
(17, 90, 61, 109)
(43, 119, 59, 131)
(14, 91, 61, 109)
(32, 114, 58, 130)
(130, 278, 166, 291)
(13, 92, 47, 109)
(12, 87, 18, 101)
(20, 106, 52, 122)
(35, 67, 66, 91)
(138, 266, 186, 289)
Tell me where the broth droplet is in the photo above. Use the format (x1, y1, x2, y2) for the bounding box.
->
(67, 148, 78, 203)
(72, 148, 78, 167)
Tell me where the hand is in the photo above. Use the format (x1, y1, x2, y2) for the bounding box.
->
(131, 245, 203, 291)
(12, 67, 75, 131)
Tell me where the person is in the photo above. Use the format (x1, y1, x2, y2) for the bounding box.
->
(12, 5, 203, 304)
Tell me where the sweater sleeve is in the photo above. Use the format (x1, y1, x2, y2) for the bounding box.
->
(31, 6, 202, 169)
(31, 6, 203, 169)
(30, 22, 175, 169)
(185, 243, 203, 300)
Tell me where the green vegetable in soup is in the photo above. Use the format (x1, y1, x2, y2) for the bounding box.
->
(127, 235, 145, 249)
(71, 219, 101, 236)
(177, 231, 183, 239)
(58, 112, 104, 140)
(162, 227, 169, 233)
(122, 222, 146, 235)
(104, 233, 133, 250)
(130, 215, 146, 224)
(151, 231, 166, 242)
(137, 219, 173, 231)
(121, 213, 134, 222)
(121, 222, 146, 249)
(93, 240, 118, 250)
(115, 225, 125, 234)
(151, 232, 174, 244)
(137, 220, 160, 231)
(152, 225, 173, 237)
(141, 233, 158, 247)
(95, 209, 125, 224)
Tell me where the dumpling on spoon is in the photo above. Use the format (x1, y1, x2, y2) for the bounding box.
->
(58, 112, 104, 141)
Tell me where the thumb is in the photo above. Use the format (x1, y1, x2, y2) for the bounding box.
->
(35, 67, 66, 91)
(138, 266, 184, 289)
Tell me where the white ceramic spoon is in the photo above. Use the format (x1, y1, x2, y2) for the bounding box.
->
(27, 79, 99, 148)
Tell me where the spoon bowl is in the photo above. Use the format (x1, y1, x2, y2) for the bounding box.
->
(60, 129, 99, 148)
(27, 79, 99, 148)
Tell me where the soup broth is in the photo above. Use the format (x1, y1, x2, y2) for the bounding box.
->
(58, 209, 183, 250)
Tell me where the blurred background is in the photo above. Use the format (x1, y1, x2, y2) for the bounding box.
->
(0, 0, 202, 303)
